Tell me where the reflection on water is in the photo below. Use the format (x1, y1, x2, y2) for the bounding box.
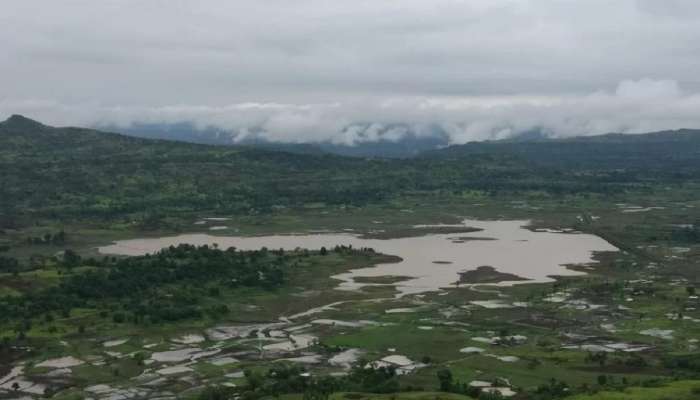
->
(98, 219, 618, 296)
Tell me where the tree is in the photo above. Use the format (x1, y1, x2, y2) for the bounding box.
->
(132, 352, 148, 366)
(597, 375, 608, 386)
(245, 369, 265, 391)
(112, 312, 126, 323)
(0, 255, 19, 273)
(437, 368, 453, 391)
(62, 249, 81, 268)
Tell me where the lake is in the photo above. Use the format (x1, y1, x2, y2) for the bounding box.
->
(98, 219, 618, 296)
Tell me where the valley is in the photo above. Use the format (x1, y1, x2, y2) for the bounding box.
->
(5, 2, 700, 399)
(2, 118, 700, 399)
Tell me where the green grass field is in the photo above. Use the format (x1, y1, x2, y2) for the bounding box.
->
(569, 380, 700, 400)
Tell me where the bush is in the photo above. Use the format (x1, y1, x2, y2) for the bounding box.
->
(112, 312, 125, 323)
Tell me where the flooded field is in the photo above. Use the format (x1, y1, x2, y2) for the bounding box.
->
(99, 219, 618, 296)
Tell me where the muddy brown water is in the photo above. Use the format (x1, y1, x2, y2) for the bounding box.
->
(99, 219, 618, 297)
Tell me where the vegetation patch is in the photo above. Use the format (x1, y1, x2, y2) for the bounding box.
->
(458, 266, 530, 284)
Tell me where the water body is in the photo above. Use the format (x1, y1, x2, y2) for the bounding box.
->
(98, 219, 617, 296)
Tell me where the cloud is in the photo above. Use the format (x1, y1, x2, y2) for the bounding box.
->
(3, 79, 700, 145)
(615, 79, 681, 100)
(636, 0, 700, 19)
(1, 1, 700, 144)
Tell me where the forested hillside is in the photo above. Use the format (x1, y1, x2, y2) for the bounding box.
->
(2, 115, 699, 227)
(0, 115, 403, 224)
(424, 129, 700, 173)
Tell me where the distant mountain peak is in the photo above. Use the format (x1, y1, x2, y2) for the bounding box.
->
(2, 114, 45, 129)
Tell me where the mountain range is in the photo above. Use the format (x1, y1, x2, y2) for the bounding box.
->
(99, 120, 700, 159)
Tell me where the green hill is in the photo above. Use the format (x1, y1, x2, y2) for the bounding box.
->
(422, 129, 700, 172)
(0, 115, 403, 224)
(2, 115, 699, 227)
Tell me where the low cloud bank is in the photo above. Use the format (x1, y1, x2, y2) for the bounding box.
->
(3, 79, 700, 145)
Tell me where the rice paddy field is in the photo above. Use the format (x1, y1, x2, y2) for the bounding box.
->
(2, 190, 700, 399)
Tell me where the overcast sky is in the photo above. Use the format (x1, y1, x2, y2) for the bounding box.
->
(2, 0, 700, 144)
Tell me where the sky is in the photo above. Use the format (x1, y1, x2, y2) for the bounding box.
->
(2, 0, 700, 144)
